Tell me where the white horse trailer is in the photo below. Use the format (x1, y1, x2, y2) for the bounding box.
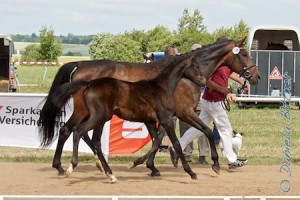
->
(237, 25, 300, 107)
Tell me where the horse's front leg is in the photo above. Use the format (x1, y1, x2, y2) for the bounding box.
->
(129, 122, 161, 176)
(178, 112, 220, 174)
(145, 125, 165, 176)
(161, 118, 197, 180)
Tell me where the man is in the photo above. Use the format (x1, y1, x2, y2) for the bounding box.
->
(178, 43, 210, 164)
(170, 65, 248, 169)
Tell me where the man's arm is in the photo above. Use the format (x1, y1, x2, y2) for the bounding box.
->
(206, 79, 231, 95)
(229, 72, 250, 89)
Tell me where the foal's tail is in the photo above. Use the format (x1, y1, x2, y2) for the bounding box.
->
(38, 62, 80, 147)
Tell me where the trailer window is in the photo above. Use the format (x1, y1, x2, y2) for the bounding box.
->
(251, 39, 259, 50)
(283, 40, 293, 50)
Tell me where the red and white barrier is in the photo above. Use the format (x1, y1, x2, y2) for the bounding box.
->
(15, 61, 65, 65)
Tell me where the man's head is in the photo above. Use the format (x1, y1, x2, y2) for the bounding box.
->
(164, 44, 179, 56)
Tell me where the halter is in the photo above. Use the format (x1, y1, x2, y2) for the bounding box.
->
(231, 46, 257, 80)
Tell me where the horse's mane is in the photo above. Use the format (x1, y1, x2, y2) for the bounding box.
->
(192, 37, 235, 63)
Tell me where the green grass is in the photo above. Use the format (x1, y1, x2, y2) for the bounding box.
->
(14, 57, 91, 93)
(0, 105, 299, 165)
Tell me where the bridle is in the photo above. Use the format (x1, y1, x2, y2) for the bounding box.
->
(230, 46, 257, 81)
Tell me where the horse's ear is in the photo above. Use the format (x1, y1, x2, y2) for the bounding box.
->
(237, 37, 247, 47)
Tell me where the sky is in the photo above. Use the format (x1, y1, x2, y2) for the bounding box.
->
(1, 0, 300, 36)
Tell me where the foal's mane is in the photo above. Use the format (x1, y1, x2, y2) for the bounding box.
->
(144, 51, 193, 82)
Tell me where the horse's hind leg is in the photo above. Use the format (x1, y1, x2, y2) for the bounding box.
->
(81, 134, 103, 173)
(52, 123, 72, 175)
(92, 124, 117, 183)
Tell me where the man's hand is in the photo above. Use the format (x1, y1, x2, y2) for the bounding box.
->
(226, 93, 237, 102)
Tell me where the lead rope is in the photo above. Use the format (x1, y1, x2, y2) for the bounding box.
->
(224, 80, 247, 111)
(222, 98, 230, 111)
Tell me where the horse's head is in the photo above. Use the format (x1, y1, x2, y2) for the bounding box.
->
(143, 53, 155, 63)
(265, 42, 289, 50)
(224, 37, 261, 85)
(186, 37, 260, 86)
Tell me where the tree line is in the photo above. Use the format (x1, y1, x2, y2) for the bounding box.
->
(12, 33, 94, 45)
(20, 9, 250, 63)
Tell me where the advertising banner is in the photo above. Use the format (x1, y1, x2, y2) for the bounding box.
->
(0, 93, 151, 157)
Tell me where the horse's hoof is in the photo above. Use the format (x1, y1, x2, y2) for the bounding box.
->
(65, 164, 73, 177)
(107, 174, 117, 183)
(211, 164, 220, 174)
(191, 173, 198, 180)
(151, 171, 161, 176)
(65, 170, 72, 177)
(57, 170, 65, 176)
(127, 162, 136, 169)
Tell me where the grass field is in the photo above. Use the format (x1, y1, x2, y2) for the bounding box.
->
(14, 57, 90, 93)
(14, 42, 90, 56)
(0, 105, 299, 165)
(2, 60, 300, 166)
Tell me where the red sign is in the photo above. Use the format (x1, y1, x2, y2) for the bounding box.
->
(269, 66, 282, 79)
(109, 115, 151, 154)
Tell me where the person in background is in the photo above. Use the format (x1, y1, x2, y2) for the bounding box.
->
(158, 44, 179, 153)
(178, 43, 210, 164)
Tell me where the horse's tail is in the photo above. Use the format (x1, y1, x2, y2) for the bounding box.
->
(52, 80, 89, 108)
(38, 62, 80, 147)
(48, 62, 78, 96)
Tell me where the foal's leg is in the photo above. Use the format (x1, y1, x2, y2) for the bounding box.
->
(178, 112, 220, 174)
(160, 118, 197, 180)
(145, 125, 166, 176)
(92, 125, 117, 183)
(81, 134, 103, 173)
(65, 117, 100, 176)
(129, 122, 162, 176)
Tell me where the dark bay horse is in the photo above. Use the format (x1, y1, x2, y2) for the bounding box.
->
(38, 38, 260, 182)
(265, 42, 289, 50)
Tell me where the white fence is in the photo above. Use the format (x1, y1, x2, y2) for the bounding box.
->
(1, 195, 300, 200)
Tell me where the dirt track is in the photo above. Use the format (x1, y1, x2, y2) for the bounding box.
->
(0, 162, 300, 196)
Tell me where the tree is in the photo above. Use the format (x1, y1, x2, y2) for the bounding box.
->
(90, 33, 142, 62)
(230, 20, 249, 41)
(212, 26, 233, 41)
(38, 26, 62, 61)
(21, 44, 40, 61)
(175, 9, 209, 53)
(177, 9, 206, 34)
(89, 33, 114, 60)
(144, 25, 175, 53)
